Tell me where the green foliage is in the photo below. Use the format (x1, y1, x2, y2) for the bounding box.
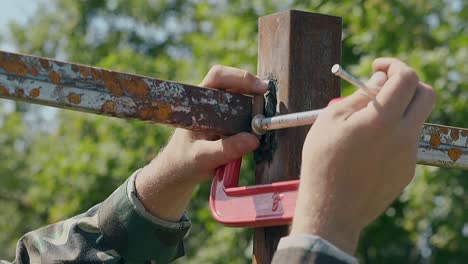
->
(0, 0, 466, 262)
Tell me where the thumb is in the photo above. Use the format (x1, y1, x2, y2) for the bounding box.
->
(330, 71, 388, 117)
(195, 132, 260, 168)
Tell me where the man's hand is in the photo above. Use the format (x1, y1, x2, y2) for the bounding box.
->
(136, 65, 267, 222)
(291, 58, 436, 254)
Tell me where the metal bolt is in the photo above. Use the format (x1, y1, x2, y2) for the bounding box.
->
(252, 109, 322, 135)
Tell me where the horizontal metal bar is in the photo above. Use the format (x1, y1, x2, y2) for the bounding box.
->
(418, 123, 468, 170)
(0, 50, 252, 135)
(0, 50, 466, 170)
(252, 108, 468, 169)
(330, 64, 468, 170)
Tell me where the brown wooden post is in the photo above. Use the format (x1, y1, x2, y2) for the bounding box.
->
(254, 10, 342, 263)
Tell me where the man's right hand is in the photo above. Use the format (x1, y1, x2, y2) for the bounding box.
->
(291, 58, 436, 254)
(135, 65, 267, 222)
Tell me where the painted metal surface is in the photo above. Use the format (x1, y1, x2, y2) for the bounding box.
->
(419, 124, 468, 169)
(0, 50, 252, 135)
(0, 50, 467, 170)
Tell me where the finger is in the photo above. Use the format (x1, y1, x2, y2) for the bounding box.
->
(402, 82, 436, 128)
(370, 65, 420, 123)
(194, 132, 260, 167)
(372, 58, 409, 76)
(366, 71, 388, 92)
(327, 71, 387, 118)
(200, 65, 268, 95)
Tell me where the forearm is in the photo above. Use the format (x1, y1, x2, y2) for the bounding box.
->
(136, 148, 199, 222)
(291, 169, 361, 254)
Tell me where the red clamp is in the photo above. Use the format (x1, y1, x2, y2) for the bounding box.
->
(210, 98, 345, 227)
(209, 159, 300, 227)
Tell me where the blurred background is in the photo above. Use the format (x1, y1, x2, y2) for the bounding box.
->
(0, 0, 466, 263)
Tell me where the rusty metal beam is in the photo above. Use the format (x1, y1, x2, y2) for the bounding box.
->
(0, 50, 466, 170)
(419, 124, 468, 170)
(0, 50, 252, 135)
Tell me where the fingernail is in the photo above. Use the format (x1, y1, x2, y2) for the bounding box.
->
(255, 79, 269, 94)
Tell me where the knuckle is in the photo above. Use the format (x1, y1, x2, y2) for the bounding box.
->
(241, 70, 255, 83)
(422, 84, 437, 103)
(397, 68, 419, 85)
(321, 105, 343, 120)
(207, 64, 225, 84)
(210, 64, 224, 73)
(190, 145, 205, 163)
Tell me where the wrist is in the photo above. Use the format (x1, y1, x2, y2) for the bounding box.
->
(290, 215, 360, 255)
(134, 151, 199, 222)
(291, 178, 361, 254)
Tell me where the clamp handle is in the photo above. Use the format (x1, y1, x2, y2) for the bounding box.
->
(209, 97, 344, 227)
(210, 158, 299, 227)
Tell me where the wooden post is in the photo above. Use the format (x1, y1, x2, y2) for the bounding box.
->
(254, 10, 342, 263)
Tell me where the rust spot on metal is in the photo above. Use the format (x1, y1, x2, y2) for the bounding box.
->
(156, 103, 172, 120)
(48, 71, 61, 84)
(450, 129, 459, 141)
(0, 54, 29, 76)
(0, 85, 9, 96)
(447, 148, 463, 162)
(462, 130, 468, 137)
(100, 100, 117, 113)
(429, 134, 441, 149)
(67, 93, 81, 104)
(90, 68, 101, 80)
(30, 88, 40, 98)
(79, 67, 91, 77)
(138, 103, 173, 121)
(119, 77, 150, 97)
(39, 58, 50, 69)
(15, 88, 25, 97)
(440, 127, 449, 135)
(138, 107, 151, 119)
(29, 67, 39, 76)
(71, 64, 79, 73)
(102, 71, 123, 97)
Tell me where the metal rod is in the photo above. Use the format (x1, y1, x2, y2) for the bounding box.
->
(331, 64, 377, 96)
(251, 110, 323, 135)
(251, 64, 374, 135)
(0, 50, 252, 135)
(252, 64, 468, 170)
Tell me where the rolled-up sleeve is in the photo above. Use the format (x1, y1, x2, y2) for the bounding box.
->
(10, 170, 191, 264)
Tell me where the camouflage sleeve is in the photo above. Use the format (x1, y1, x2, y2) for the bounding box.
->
(272, 235, 358, 264)
(7, 170, 191, 264)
